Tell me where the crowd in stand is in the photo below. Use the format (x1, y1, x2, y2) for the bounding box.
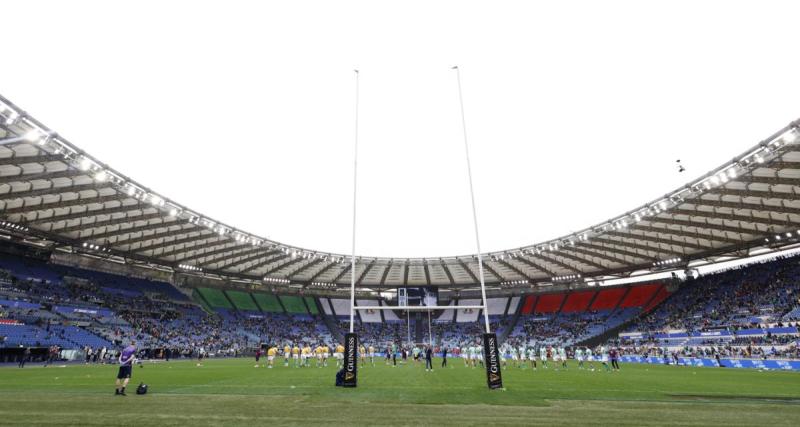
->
(627, 255, 800, 333)
(610, 254, 800, 360)
(2, 250, 800, 363)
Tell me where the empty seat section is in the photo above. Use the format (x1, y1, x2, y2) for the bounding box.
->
(506, 296, 521, 315)
(486, 297, 508, 316)
(252, 293, 284, 312)
(590, 287, 627, 310)
(225, 290, 259, 311)
(642, 286, 671, 313)
(319, 298, 334, 315)
(304, 297, 319, 314)
(279, 296, 308, 314)
(356, 299, 382, 323)
(619, 283, 662, 308)
(435, 301, 456, 322)
(381, 300, 402, 321)
(197, 287, 233, 309)
(330, 299, 351, 317)
(561, 290, 596, 313)
(534, 293, 565, 313)
(520, 295, 537, 314)
(456, 299, 481, 322)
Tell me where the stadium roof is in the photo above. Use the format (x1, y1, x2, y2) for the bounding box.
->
(1, 93, 799, 292)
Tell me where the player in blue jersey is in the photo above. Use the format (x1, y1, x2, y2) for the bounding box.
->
(115, 341, 137, 396)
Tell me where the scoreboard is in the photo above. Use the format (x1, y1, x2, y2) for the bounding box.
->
(397, 287, 438, 307)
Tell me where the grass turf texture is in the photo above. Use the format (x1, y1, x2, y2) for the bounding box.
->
(0, 358, 798, 426)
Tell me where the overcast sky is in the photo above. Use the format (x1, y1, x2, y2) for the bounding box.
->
(2, 1, 799, 258)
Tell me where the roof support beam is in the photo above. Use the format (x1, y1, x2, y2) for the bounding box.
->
(456, 258, 479, 283)
(221, 250, 282, 271)
(687, 198, 800, 216)
(242, 253, 290, 274)
(0, 169, 84, 185)
(648, 215, 758, 236)
(598, 233, 689, 255)
(200, 247, 264, 268)
(440, 260, 455, 285)
(287, 257, 325, 279)
(0, 154, 64, 166)
(332, 262, 353, 284)
(513, 256, 557, 277)
(671, 207, 796, 228)
(577, 240, 657, 261)
(422, 260, 432, 285)
(630, 222, 740, 245)
(356, 259, 377, 286)
(26, 203, 149, 225)
(175, 243, 240, 264)
(495, 258, 533, 281)
(536, 252, 581, 274)
(133, 232, 215, 254)
(53, 212, 163, 234)
(705, 188, 800, 202)
(545, 249, 608, 271)
(157, 238, 228, 258)
(559, 245, 631, 267)
(308, 261, 340, 282)
(605, 230, 708, 251)
(0, 183, 109, 200)
(736, 175, 800, 187)
(379, 260, 394, 286)
(116, 225, 200, 248)
(479, 259, 504, 282)
(2, 193, 127, 216)
(85, 219, 188, 242)
(263, 256, 305, 276)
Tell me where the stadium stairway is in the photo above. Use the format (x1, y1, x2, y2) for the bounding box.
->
(575, 317, 631, 348)
(319, 309, 344, 342)
(191, 289, 215, 315)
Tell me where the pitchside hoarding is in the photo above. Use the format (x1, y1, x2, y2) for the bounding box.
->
(343, 333, 358, 387)
(483, 333, 503, 389)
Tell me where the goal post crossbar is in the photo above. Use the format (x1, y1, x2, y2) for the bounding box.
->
(351, 305, 485, 311)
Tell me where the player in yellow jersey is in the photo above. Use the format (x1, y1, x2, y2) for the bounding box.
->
(315, 345, 324, 368)
(335, 343, 345, 368)
(266, 346, 277, 368)
(368, 345, 375, 366)
(359, 344, 366, 366)
(292, 344, 300, 368)
(283, 344, 291, 367)
(322, 345, 330, 367)
(302, 344, 312, 367)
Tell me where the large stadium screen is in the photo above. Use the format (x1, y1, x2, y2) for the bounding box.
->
(397, 287, 438, 306)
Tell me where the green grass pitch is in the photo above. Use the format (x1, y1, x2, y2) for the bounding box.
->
(0, 357, 798, 426)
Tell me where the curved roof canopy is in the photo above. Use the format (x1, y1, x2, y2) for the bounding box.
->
(1, 93, 799, 291)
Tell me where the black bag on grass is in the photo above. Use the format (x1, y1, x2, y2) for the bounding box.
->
(335, 369, 345, 387)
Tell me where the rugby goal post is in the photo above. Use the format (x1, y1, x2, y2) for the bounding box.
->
(343, 68, 503, 390)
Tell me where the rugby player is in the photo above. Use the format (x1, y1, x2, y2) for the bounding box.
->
(292, 343, 301, 368)
(266, 345, 277, 368)
(539, 346, 548, 369)
(334, 343, 344, 368)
